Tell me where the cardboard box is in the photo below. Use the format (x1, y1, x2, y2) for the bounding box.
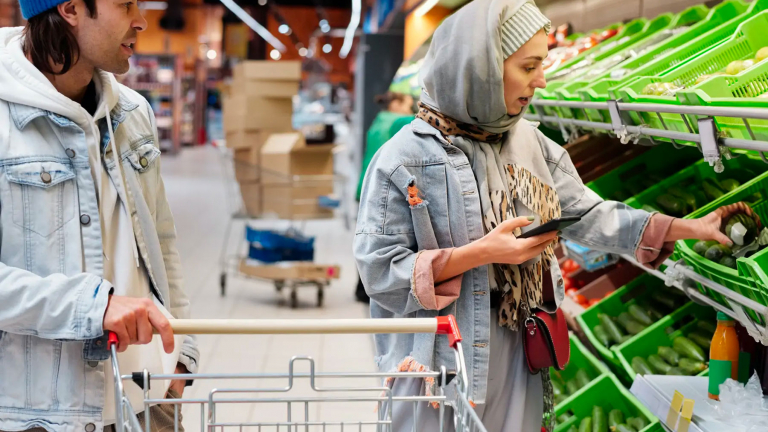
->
(260, 133, 334, 182)
(261, 182, 335, 219)
(233, 61, 302, 82)
(222, 96, 294, 132)
(236, 81, 300, 99)
(239, 259, 340, 280)
(238, 181, 262, 216)
(234, 147, 260, 183)
(226, 129, 273, 150)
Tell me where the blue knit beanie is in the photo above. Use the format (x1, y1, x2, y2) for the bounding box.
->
(19, 0, 67, 20)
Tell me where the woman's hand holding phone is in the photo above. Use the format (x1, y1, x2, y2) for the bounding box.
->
(476, 216, 559, 265)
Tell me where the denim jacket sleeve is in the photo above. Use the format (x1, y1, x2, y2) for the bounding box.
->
(354, 152, 428, 316)
(147, 101, 199, 374)
(535, 129, 653, 255)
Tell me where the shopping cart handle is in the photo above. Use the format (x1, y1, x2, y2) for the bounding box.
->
(436, 315, 462, 348)
(107, 331, 119, 349)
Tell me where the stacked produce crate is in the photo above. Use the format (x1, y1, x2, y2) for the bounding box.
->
(223, 61, 301, 216)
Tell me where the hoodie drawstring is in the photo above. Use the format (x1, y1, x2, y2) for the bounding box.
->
(104, 107, 141, 268)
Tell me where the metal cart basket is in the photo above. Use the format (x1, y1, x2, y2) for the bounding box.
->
(109, 316, 487, 432)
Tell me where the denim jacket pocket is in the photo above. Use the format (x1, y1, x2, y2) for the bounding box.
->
(6, 161, 77, 237)
(124, 141, 161, 173)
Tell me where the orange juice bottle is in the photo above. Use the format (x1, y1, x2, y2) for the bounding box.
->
(709, 312, 740, 401)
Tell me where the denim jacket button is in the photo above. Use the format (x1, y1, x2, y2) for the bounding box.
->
(85, 423, 96, 432)
(140, 157, 149, 168)
(88, 361, 99, 367)
(557, 278, 564, 287)
(95, 339, 103, 347)
(80, 214, 91, 226)
(40, 171, 52, 184)
(66, 148, 76, 158)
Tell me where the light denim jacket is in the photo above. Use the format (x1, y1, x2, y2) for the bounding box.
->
(354, 118, 652, 403)
(0, 28, 199, 431)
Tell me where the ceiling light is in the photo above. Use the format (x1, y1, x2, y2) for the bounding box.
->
(258, 0, 267, 5)
(339, 0, 360, 58)
(270, 49, 281, 60)
(206, 49, 217, 60)
(322, 43, 332, 53)
(319, 19, 328, 27)
(278, 24, 290, 34)
(414, 0, 439, 17)
(321, 23, 331, 33)
(298, 47, 308, 57)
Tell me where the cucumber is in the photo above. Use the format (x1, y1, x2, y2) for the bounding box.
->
(673, 336, 706, 362)
(679, 358, 707, 375)
(658, 346, 681, 366)
(628, 304, 654, 326)
(647, 354, 673, 374)
(616, 425, 637, 432)
(620, 335, 633, 343)
(651, 292, 676, 310)
(719, 256, 737, 269)
(576, 369, 592, 388)
(656, 193, 686, 217)
(593, 324, 612, 347)
(666, 367, 684, 375)
(697, 320, 716, 334)
(703, 178, 725, 201)
(719, 178, 741, 192)
(628, 417, 648, 430)
(617, 312, 641, 331)
(593, 406, 607, 432)
(689, 332, 712, 351)
(608, 410, 625, 429)
(705, 244, 732, 262)
(579, 417, 593, 432)
(642, 204, 662, 214)
(599, 313, 626, 344)
(566, 379, 581, 395)
(568, 426, 579, 432)
(553, 380, 566, 398)
(631, 357, 653, 376)
(558, 413, 573, 423)
(668, 186, 698, 212)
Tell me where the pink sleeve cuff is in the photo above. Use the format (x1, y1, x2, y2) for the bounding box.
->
(412, 248, 463, 310)
(635, 213, 676, 269)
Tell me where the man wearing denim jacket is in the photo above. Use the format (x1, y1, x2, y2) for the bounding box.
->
(0, 0, 199, 429)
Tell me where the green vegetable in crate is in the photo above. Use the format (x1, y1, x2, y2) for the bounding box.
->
(631, 357, 653, 376)
(617, 312, 647, 335)
(627, 304, 653, 326)
(719, 179, 741, 192)
(608, 410, 625, 430)
(697, 320, 716, 335)
(702, 178, 725, 201)
(641, 82, 683, 96)
(579, 417, 593, 432)
(724, 212, 759, 246)
(688, 332, 712, 351)
(679, 358, 707, 375)
(627, 417, 648, 430)
(673, 336, 706, 362)
(693, 240, 719, 256)
(726, 60, 748, 75)
(593, 324, 612, 347)
(559, 413, 574, 424)
(658, 346, 681, 366)
(668, 186, 698, 212)
(651, 292, 677, 311)
(566, 379, 581, 395)
(704, 244, 732, 262)
(719, 256, 737, 269)
(666, 367, 684, 375)
(599, 313, 626, 344)
(757, 47, 768, 63)
(615, 425, 637, 432)
(576, 369, 592, 388)
(647, 354, 673, 374)
(593, 406, 608, 432)
(655, 194, 686, 217)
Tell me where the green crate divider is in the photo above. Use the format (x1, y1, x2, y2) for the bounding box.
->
(585, 145, 700, 201)
(615, 302, 715, 383)
(576, 273, 686, 373)
(677, 167, 768, 323)
(552, 334, 612, 407)
(618, 9, 768, 141)
(577, 0, 750, 123)
(553, 375, 661, 432)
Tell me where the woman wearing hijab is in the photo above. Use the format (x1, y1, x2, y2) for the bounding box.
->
(354, 0, 751, 430)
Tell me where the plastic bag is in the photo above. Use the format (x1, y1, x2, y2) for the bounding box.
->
(708, 373, 768, 430)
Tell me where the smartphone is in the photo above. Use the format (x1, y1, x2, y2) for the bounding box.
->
(518, 216, 582, 239)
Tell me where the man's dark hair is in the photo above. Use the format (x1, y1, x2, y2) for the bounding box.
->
(22, 0, 96, 75)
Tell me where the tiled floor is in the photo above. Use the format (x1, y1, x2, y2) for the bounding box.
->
(158, 145, 379, 430)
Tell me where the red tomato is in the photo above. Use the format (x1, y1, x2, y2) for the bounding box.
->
(563, 277, 573, 290)
(562, 259, 580, 274)
(574, 294, 588, 306)
(588, 299, 601, 307)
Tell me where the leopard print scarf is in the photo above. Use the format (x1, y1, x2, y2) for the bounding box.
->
(417, 102, 504, 144)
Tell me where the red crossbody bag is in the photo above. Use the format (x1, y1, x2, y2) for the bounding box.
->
(521, 275, 570, 374)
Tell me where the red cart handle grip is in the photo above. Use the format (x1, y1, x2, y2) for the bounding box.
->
(436, 315, 462, 348)
(107, 331, 119, 349)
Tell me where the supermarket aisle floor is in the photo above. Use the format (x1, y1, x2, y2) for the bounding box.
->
(160, 145, 376, 428)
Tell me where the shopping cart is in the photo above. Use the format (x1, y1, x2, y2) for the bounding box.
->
(109, 316, 487, 432)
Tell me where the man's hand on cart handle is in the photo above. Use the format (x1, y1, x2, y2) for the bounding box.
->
(103, 295, 174, 354)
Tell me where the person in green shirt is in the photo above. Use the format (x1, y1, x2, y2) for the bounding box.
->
(355, 92, 415, 303)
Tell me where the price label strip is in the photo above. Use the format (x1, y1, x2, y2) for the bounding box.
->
(666, 390, 695, 432)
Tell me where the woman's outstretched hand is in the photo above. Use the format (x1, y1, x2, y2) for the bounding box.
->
(475, 216, 559, 265)
(664, 202, 760, 245)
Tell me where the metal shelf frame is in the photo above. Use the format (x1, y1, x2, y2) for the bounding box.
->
(526, 99, 768, 172)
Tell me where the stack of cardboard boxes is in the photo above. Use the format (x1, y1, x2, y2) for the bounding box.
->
(223, 60, 335, 220)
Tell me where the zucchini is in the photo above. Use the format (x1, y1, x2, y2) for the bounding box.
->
(608, 410, 625, 430)
(673, 336, 706, 362)
(593, 406, 607, 432)
(647, 354, 673, 374)
(628, 417, 648, 430)
(689, 331, 712, 351)
(651, 292, 676, 310)
(620, 335, 633, 344)
(719, 256, 737, 269)
(593, 324, 612, 347)
(719, 178, 741, 192)
(579, 417, 593, 432)
(658, 346, 681, 366)
(696, 320, 716, 335)
(566, 379, 581, 395)
(617, 312, 641, 331)
(599, 313, 626, 344)
(656, 193, 686, 217)
(703, 178, 725, 201)
(666, 367, 684, 375)
(679, 358, 707, 375)
(616, 425, 637, 432)
(668, 186, 697, 212)
(576, 369, 592, 388)
(628, 304, 653, 326)
(631, 357, 653, 376)
(553, 380, 566, 398)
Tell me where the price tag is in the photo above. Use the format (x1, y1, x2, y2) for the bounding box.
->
(666, 390, 695, 432)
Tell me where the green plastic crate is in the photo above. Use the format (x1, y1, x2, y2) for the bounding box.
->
(677, 168, 768, 324)
(576, 0, 750, 123)
(585, 145, 700, 201)
(618, 9, 768, 140)
(554, 6, 710, 120)
(553, 375, 661, 432)
(577, 274, 686, 372)
(615, 302, 715, 383)
(552, 334, 612, 406)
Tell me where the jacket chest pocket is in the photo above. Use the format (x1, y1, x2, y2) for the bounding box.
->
(6, 161, 77, 237)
